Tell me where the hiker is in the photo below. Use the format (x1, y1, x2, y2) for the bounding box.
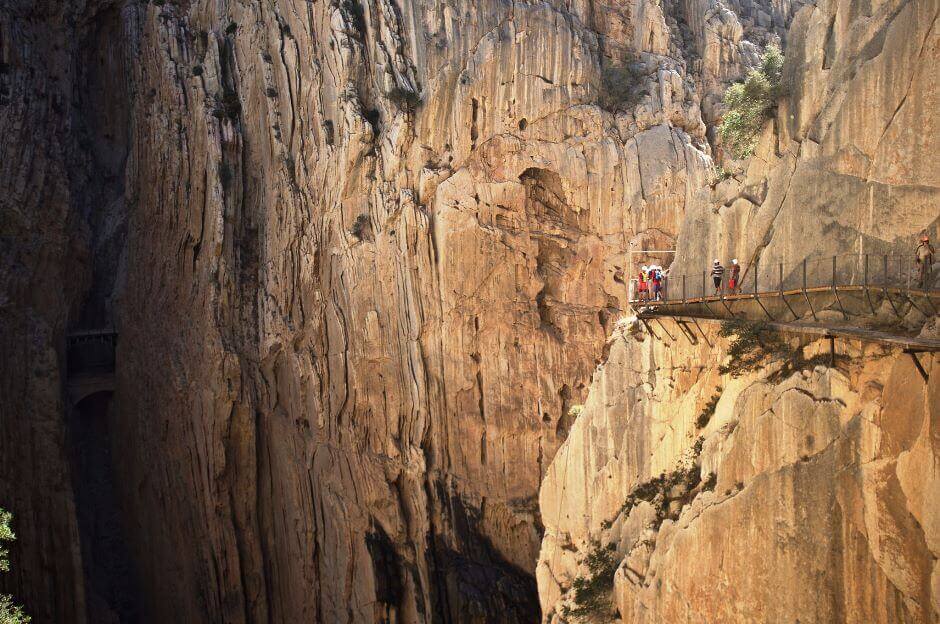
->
(651, 265, 664, 301)
(915, 233, 935, 289)
(711, 259, 725, 295)
(637, 265, 649, 302)
(728, 258, 741, 293)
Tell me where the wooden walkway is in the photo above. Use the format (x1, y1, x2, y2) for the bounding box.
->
(634, 286, 940, 381)
(638, 286, 940, 309)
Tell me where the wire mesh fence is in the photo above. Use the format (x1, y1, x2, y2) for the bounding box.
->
(629, 254, 935, 303)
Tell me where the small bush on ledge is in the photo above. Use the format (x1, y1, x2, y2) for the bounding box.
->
(719, 319, 849, 380)
(598, 55, 646, 112)
(696, 387, 722, 429)
(717, 319, 788, 377)
(718, 45, 784, 159)
(562, 540, 619, 620)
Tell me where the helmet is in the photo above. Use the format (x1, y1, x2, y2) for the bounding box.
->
(922, 234, 930, 242)
(732, 258, 738, 264)
(713, 259, 720, 264)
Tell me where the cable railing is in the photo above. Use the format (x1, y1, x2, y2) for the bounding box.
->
(628, 253, 937, 305)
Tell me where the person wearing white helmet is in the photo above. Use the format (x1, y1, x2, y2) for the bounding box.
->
(728, 258, 740, 294)
(711, 259, 725, 295)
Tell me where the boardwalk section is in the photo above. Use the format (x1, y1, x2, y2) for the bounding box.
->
(66, 330, 117, 406)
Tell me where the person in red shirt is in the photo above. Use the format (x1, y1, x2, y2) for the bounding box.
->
(637, 265, 649, 302)
(728, 259, 741, 293)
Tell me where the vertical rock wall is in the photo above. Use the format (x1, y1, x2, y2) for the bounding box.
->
(537, 1, 940, 621)
(537, 319, 940, 622)
(672, 0, 940, 286)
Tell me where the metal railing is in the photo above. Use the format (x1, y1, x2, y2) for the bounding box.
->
(67, 330, 117, 377)
(629, 253, 937, 305)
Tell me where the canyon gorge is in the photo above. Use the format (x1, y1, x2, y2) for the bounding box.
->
(0, 0, 937, 622)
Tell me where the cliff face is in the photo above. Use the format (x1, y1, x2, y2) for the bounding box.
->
(672, 0, 940, 282)
(0, 0, 803, 622)
(3, 0, 931, 622)
(537, 319, 940, 622)
(537, 1, 940, 621)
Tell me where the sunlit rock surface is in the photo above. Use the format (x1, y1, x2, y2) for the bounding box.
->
(538, 318, 939, 623)
(671, 0, 940, 283)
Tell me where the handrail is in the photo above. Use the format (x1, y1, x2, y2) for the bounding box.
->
(628, 253, 936, 305)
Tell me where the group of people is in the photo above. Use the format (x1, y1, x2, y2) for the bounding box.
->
(711, 258, 741, 295)
(634, 233, 935, 304)
(635, 264, 667, 301)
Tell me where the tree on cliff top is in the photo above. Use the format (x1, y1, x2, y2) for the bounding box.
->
(0, 508, 29, 624)
(719, 45, 784, 159)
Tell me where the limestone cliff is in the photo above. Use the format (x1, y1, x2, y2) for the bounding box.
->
(537, 318, 939, 622)
(672, 0, 940, 284)
(0, 0, 801, 622)
(4, 0, 933, 621)
(537, 0, 940, 622)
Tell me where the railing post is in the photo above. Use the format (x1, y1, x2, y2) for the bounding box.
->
(682, 274, 686, 304)
(802, 257, 818, 321)
(703, 270, 706, 298)
(864, 254, 868, 287)
(883, 254, 888, 289)
(907, 256, 912, 291)
(754, 259, 759, 294)
(778, 262, 783, 294)
(831, 255, 837, 289)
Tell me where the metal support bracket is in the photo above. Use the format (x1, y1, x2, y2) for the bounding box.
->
(655, 317, 677, 342)
(675, 320, 699, 345)
(641, 318, 660, 341)
(905, 350, 930, 382)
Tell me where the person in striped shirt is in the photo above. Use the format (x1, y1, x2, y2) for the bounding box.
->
(711, 259, 725, 295)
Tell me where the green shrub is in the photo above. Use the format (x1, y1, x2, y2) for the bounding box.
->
(709, 166, 733, 186)
(598, 58, 645, 112)
(718, 45, 784, 159)
(563, 541, 619, 619)
(211, 88, 241, 121)
(0, 509, 29, 624)
(695, 387, 722, 429)
(717, 319, 788, 377)
(618, 437, 704, 524)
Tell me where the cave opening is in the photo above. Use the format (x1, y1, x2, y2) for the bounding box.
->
(67, 391, 141, 624)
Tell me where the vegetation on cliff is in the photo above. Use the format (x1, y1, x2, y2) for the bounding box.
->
(719, 45, 784, 159)
(0, 509, 29, 624)
(719, 319, 849, 380)
(562, 541, 619, 620)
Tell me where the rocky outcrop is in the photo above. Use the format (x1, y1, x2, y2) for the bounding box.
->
(538, 318, 940, 622)
(672, 0, 940, 284)
(537, 0, 940, 622)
